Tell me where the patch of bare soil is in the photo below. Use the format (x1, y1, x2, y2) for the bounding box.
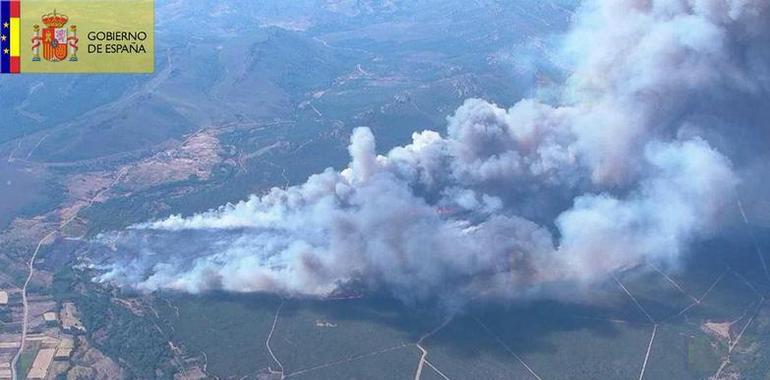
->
(175, 365, 207, 380)
(61, 172, 118, 222)
(703, 321, 732, 341)
(119, 130, 222, 191)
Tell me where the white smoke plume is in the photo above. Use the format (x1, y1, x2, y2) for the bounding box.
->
(96, 0, 769, 306)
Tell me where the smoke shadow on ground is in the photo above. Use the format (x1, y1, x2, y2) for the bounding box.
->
(149, 229, 770, 379)
(159, 285, 645, 371)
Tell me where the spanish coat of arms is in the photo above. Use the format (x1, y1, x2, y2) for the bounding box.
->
(30, 10, 78, 62)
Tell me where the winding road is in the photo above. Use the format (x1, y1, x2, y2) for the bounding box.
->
(266, 300, 285, 379)
(414, 318, 452, 380)
(10, 229, 55, 380)
(10, 169, 126, 380)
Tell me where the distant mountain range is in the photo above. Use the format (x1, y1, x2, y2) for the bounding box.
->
(0, 0, 575, 162)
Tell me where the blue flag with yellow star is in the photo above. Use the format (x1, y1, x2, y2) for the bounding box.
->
(0, 1, 9, 73)
(0, 0, 20, 74)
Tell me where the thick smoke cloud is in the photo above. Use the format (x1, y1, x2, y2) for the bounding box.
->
(95, 0, 768, 306)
